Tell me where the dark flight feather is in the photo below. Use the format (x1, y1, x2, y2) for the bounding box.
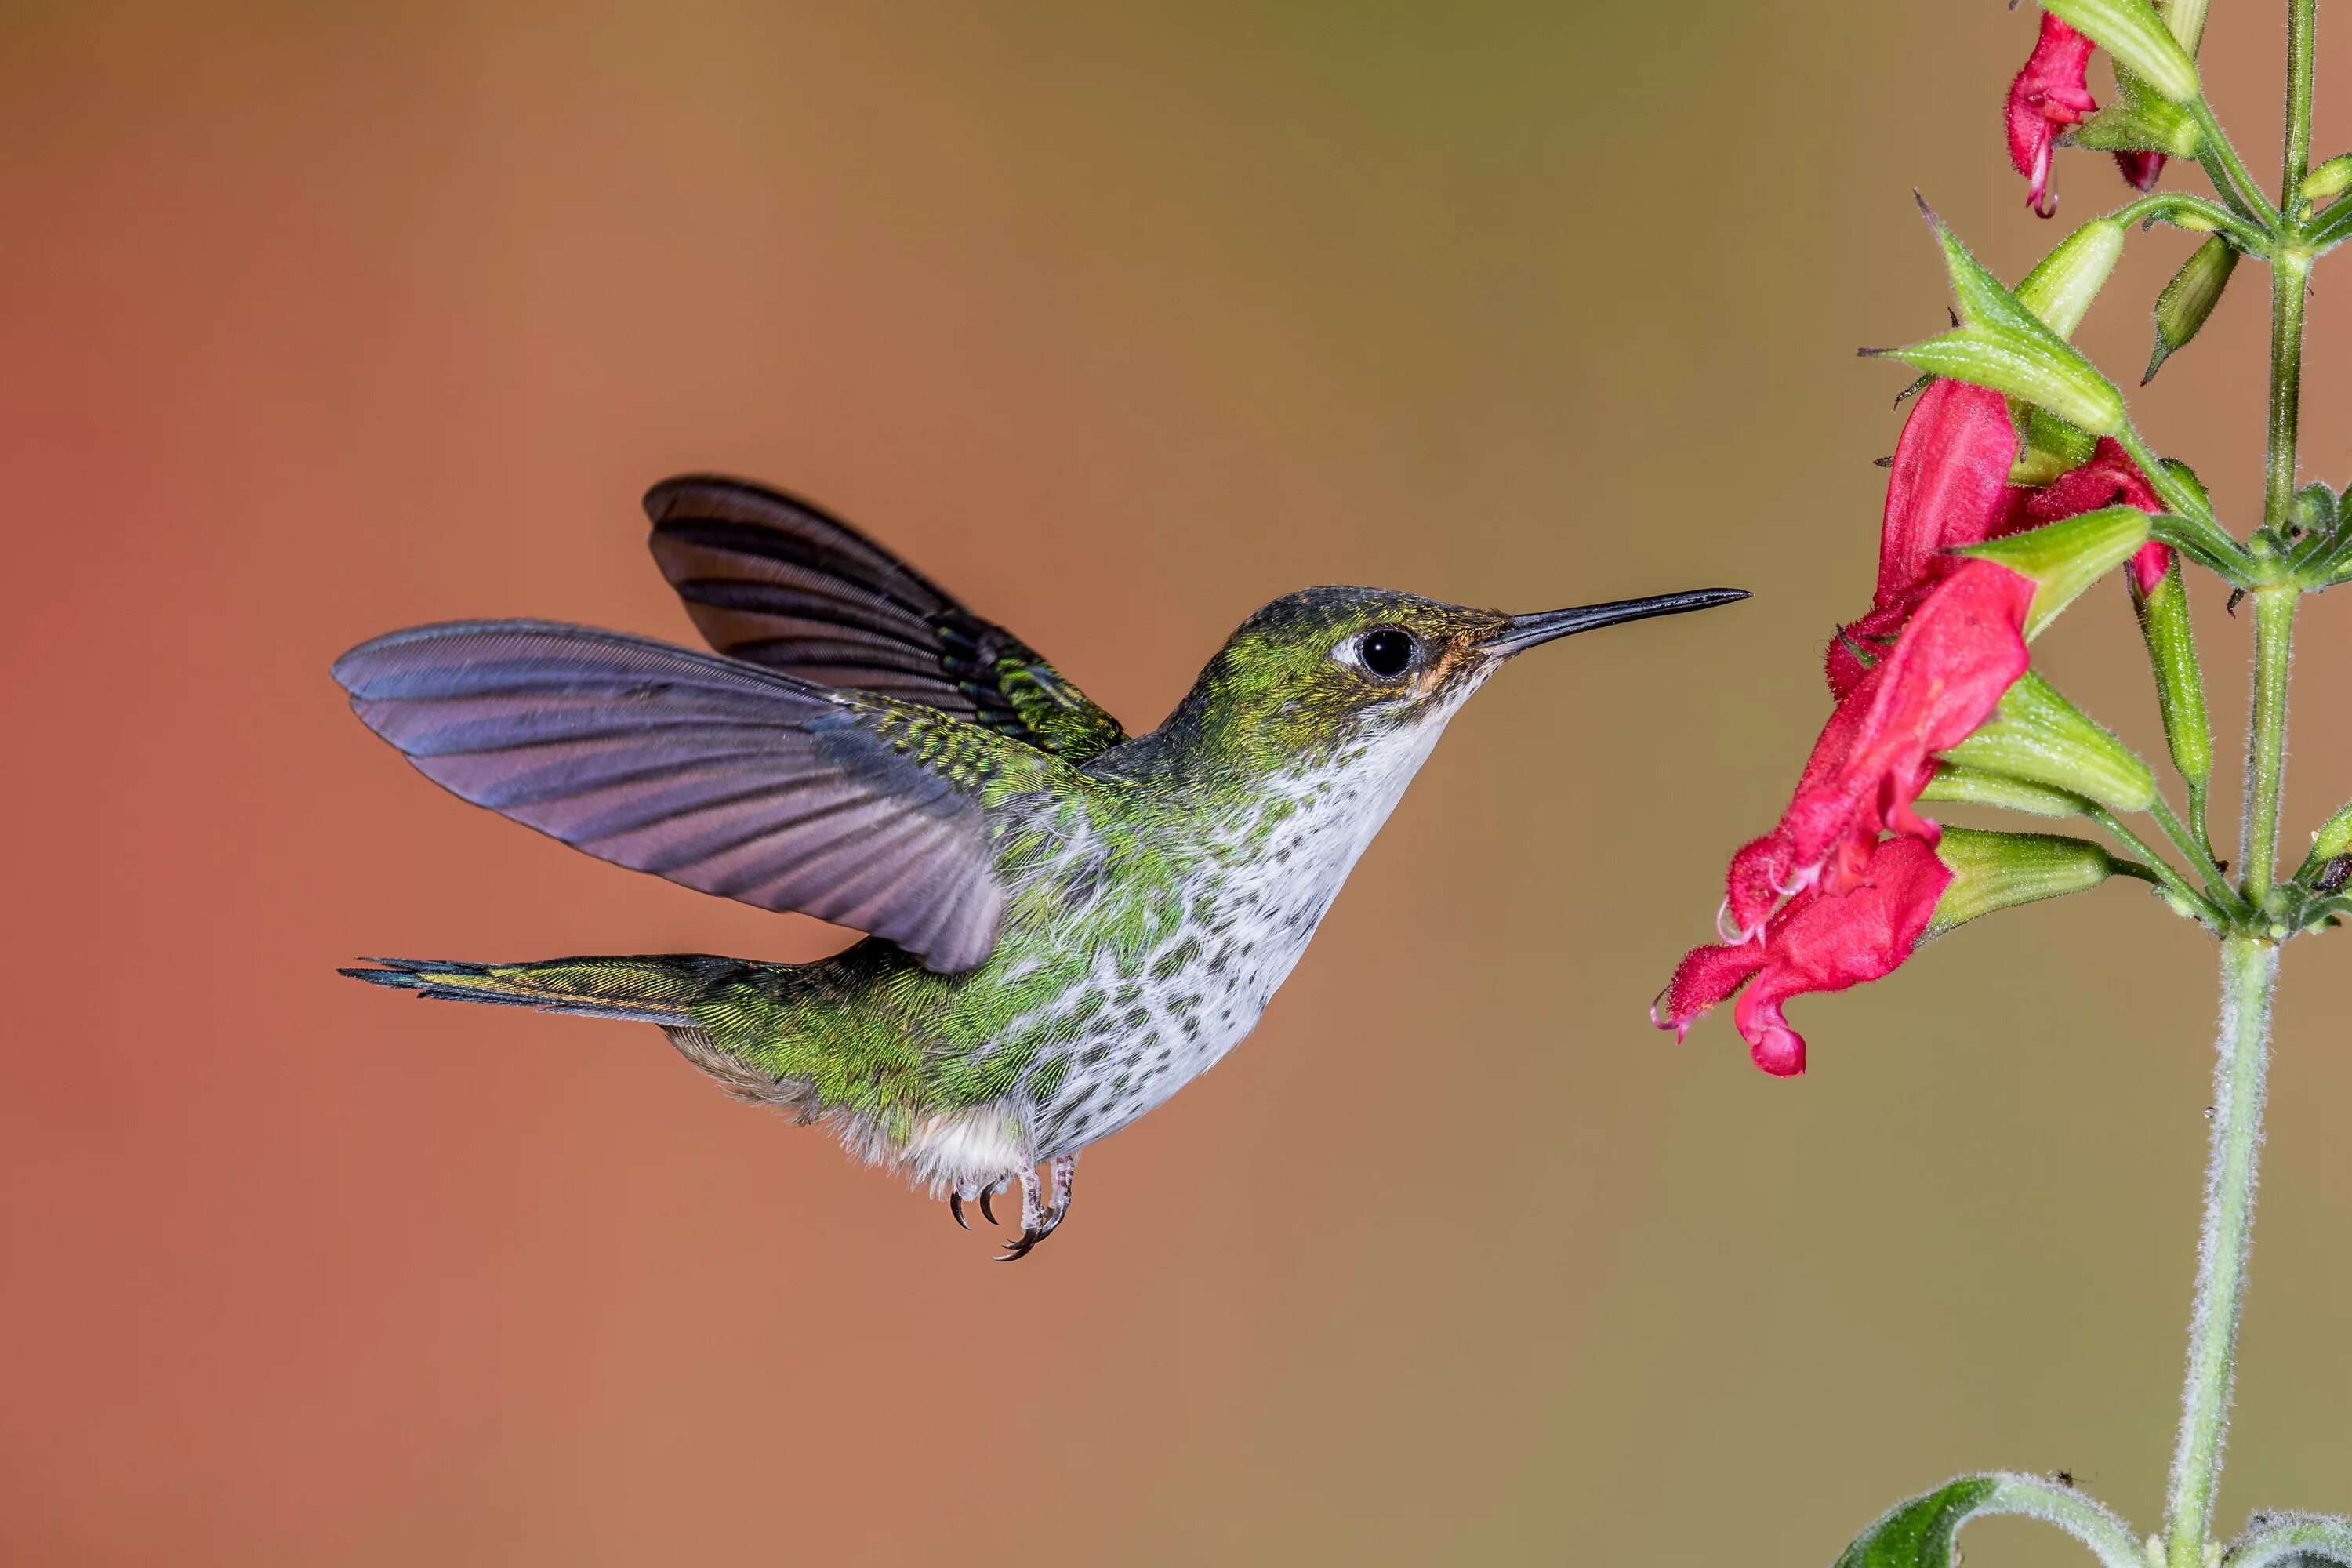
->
(644, 475, 1128, 764)
(330, 619, 1071, 971)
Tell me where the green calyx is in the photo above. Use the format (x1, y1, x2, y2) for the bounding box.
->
(2017, 220, 2127, 339)
(2133, 556, 2215, 790)
(1928, 826, 2122, 938)
(2299, 152, 2352, 206)
(1878, 205, 2127, 437)
(1959, 506, 2153, 637)
(2145, 235, 2240, 385)
(1919, 765, 2089, 819)
(1942, 671, 2159, 814)
(2042, 0, 2201, 102)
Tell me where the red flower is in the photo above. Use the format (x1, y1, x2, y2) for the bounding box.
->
(1657, 836, 1952, 1076)
(1724, 561, 2035, 938)
(1826, 379, 2023, 699)
(2009, 13, 2099, 216)
(2016, 435, 2172, 593)
(2116, 150, 2168, 194)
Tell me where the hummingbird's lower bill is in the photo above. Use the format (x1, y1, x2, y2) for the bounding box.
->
(336, 477, 1745, 1258)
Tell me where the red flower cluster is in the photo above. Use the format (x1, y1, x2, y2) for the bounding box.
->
(1655, 381, 2163, 1075)
(2007, 13, 2167, 217)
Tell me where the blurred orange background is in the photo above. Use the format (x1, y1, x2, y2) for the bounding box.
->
(4, 4, 2349, 1563)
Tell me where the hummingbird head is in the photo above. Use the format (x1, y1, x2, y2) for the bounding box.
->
(1151, 583, 1748, 779)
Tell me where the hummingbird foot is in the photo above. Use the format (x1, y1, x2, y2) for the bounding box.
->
(947, 1182, 978, 1230)
(994, 1165, 1051, 1262)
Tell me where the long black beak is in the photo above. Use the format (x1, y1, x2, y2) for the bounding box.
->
(1476, 588, 1750, 656)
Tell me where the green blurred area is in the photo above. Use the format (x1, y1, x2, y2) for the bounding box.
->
(2, 4, 2347, 1564)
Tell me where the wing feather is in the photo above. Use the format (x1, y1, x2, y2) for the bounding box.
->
(331, 619, 1079, 972)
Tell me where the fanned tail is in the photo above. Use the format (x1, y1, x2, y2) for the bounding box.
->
(340, 956, 724, 1025)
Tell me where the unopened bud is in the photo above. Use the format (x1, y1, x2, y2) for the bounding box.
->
(2300, 154, 2352, 207)
(1926, 827, 2119, 938)
(2309, 800, 2352, 866)
(1941, 671, 2159, 813)
(1919, 764, 2086, 818)
(2073, 94, 2204, 159)
(2042, 0, 2201, 103)
(2017, 220, 2127, 341)
(2132, 555, 2213, 791)
(1962, 506, 2154, 637)
(2143, 236, 2239, 385)
(2010, 405, 2101, 487)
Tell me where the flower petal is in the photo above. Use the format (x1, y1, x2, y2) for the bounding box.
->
(2009, 13, 2100, 216)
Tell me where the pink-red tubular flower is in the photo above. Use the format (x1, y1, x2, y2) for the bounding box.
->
(1658, 836, 1953, 1076)
(2009, 13, 2099, 216)
(1827, 379, 2022, 699)
(2017, 435, 2172, 593)
(1724, 561, 2034, 940)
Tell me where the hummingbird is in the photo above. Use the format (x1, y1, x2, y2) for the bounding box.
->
(336, 476, 1744, 1258)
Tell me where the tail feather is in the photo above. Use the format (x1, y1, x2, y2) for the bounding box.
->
(341, 956, 715, 1025)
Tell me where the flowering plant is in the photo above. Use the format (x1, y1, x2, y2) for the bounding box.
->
(1653, 2, 2352, 1563)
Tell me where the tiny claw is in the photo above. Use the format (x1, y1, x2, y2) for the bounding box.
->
(978, 1188, 998, 1225)
(949, 1192, 968, 1230)
(995, 1230, 1043, 1263)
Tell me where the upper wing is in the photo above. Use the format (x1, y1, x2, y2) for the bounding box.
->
(643, 475, 1128, 764)
(332, 619, 1083, 972)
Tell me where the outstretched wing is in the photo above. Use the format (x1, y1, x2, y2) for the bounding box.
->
(332, 620, 1084, 972)
(643, 475, 1127, 764)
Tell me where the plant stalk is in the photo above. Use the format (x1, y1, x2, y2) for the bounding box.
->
(2241, 589, 2297, 907)
(2162, 936, 2280, 1568)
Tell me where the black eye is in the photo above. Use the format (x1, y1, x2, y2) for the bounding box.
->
(1358, 627, 1417, 678)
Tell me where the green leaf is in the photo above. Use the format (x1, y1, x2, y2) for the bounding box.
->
(1958, 506, 2152, 637)
(1831, 1473, 2147, 1568)
(2041, 0, 2200, 102)
(1835, 1477, 1998, 1568)
(2226, 1512, 2352, 1567)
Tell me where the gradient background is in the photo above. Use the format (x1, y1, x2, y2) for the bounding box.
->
(5, 4, 2349, 1563)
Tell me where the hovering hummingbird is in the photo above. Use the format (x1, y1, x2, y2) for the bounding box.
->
(337, 477, 1744, 1258)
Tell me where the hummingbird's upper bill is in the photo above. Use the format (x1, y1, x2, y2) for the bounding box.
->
(1475, 589, 1751, 657)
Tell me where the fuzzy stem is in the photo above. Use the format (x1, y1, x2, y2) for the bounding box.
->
(2164, 937, 2279, 1568)
(2192, 98, 2285, 232)
(2240, 589, 2298, 906)
(2149, 793, 2241, 911)
(2089, 807, 2220, 924)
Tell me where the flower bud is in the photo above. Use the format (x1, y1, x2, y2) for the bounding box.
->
(1961, 505, 2153, 637)
(2010, 405, 2100, 486)
(1919, 764, 2086, 818)
(2291, 481, 2338, 535)
(2300, 153, 2352, 207)
(2308, 800, 2352, 866)
(2017, 220, 2127, 340)
(2132, 554, 2213, 792)
(1940, 670, 2159, 813)
(2143, 235, 2239, 385)
(2041, 0, 2200, 103)
(1926, 826, 2119, 937)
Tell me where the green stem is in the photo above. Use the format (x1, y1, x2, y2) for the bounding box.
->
(2192, 98, 2286, 232)
(2241, 590, 2298, 906)
(2282, 0, 2317, 216)
(2112, 191, 2274, 254)
(2089, 807, 2218, 923)
(2262, 254, 2311, 533)
(2163, 936, 2279, 1568)
(2114, 425, 2225, 533)
(2149, 793, 2241, 909)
